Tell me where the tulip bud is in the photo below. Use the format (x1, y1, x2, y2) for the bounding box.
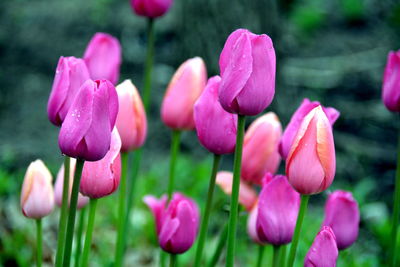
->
(216, 171, 257, 211)
(256, 175, 300, 245)
(83, 33, 121, 85)
(218, 29, 276, 116)
(144, 192, 199, 254)
(286, 106, 336, 195)
(47, 56, 90, 126)
(247, 203, 264, 244)
(130, 0, 173, 18)
(304, 226, 338, 267)
(241, 112, 281, 184)
(80, 128, 122, 199)
(161, 57, 207, 130)
(382, 50, 400, 112)
(279, 98, 340, 159)
(21, 160, 55, 219)
(58, 79, 119, 161)
(115, 80, 147, 152)
(54, 158, 89, 209)
(322, 190, 360, 250)
(194, 76, 238, 154)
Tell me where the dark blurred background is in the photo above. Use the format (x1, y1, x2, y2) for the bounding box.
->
(1, 0, 400, 266)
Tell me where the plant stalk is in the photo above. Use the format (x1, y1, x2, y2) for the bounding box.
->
(80, 198, 98, 267)
(36, 219, 42, 267)
(390, 125, 400, 267)
(167, 130, 181, 201)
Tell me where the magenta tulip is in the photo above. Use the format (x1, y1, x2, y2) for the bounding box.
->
(322, 190, 360, 250)
(130, 0, 173, 18)
(194, 75, 237, 154)
(304, 226, 338, 267)
(279, 98, 339, 159)
(218, 29, 276, 116)
(47, 56, 90, 126)
(382, 50, 400, 112)
(83, 33, 122, 85)
(58, 79, 119, 161)
(144, 192, 199, 254)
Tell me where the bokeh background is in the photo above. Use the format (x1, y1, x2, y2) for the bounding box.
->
(1, 0, 400, 266)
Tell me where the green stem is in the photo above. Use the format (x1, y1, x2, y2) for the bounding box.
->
(226, 115, 246, 267)
(55, 156, 70, 267)
(142, 18, 155, 111)
(62, 158, 85, 267)
(279, 245, 287, 267)
(167, 130, 181, 201)
(74, 207, 87, 267)
(36, 219, 42, 267)
(169, 254, 177, 267)
(194, 154, 222, 267)
(256, 245, 265, 267)
(160, 250, 167, 267)
(286, 194, 310, 267)
(80, 199, 98, 267)
(390, 127, 400, 267)
(272, 245, 281, 267)
(208, 221, 229, 267)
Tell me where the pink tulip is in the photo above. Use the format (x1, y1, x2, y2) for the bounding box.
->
(161, 57, 207, 130)
(47, 56, 90, 126)
(382, 50, 400, 112)
(241, 112, 281, 184)
(194, 75, 237, 154)
(322, 190, 360, 250)
(218, 29, 276, 116)
(21, 160, 54, 219)
(286, 106, 336, 195)
(304, 226, 338, 267)
(54, 158, 89, 209)
(130, 0, 173, 18)
(115, 80, 147, 152)
(79, 128, 122, 199)
(144, 192, 199, 254)
(256, 175, 300, 245)
(83, 33, 121, 85)
(247, 203, 264, 244)
(58, 79, 119, 161)
(215, 171, 257, 211)
(279, 98, 340, 159)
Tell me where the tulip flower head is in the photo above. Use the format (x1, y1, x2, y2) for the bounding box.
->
(130, 0, 173, 18)
(286, 106, 336, 195)
(194, 75, 238, 154)
(58, 79, 119, 161)
(21, 160, 55, 219)
(83, 33, 122, 85)
(322, 190, 360, 250)
(80, 128, 122, 199)
(279, 98, 340, 159)
(247, 203, 264, 244)
(144, 192, 199, 254)
(161, 57, 207, 130)
(382, 50, 400, 112)
(304, 226, 338, 267)
(241, 112, 282, 184)
(218, 29, 276, 116)
(115, 79, 147, 152)
(47, 56, 90, 126)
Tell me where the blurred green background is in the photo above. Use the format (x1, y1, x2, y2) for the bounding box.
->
(1, 0, 400, 266)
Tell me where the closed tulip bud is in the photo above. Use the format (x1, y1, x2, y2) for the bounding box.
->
(218, 29, 276, 116)
(115, 80, 147, 152)
(21, 160, 55, 219)
(279, 98, 340, 159)
(47, 56, 90, 126)
(286, 106, 336, 195)
(130, 0, 173, 18)
(304, 226, 338, 267)
(54, 158, 89, 209)
(80, 128, 122, 199)
(194, 76, 238, 154)
(161, 57, 207, 130)
(256, 175, 300, 245)
(216, 171, 257, 211)
(247, 203, 264, 244)
(382, 50, 400, 112)
(241, 112, 281, 184)
(322, 190, 360, 250)
(58, 79, 119, 161)
(83, 33, 122, 85)
(144, 192, 199, 254)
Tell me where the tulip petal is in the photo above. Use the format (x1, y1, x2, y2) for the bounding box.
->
(219, 29, 250, 75)
(144, 195, 168, 234)
(304, 226, 338, 267)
